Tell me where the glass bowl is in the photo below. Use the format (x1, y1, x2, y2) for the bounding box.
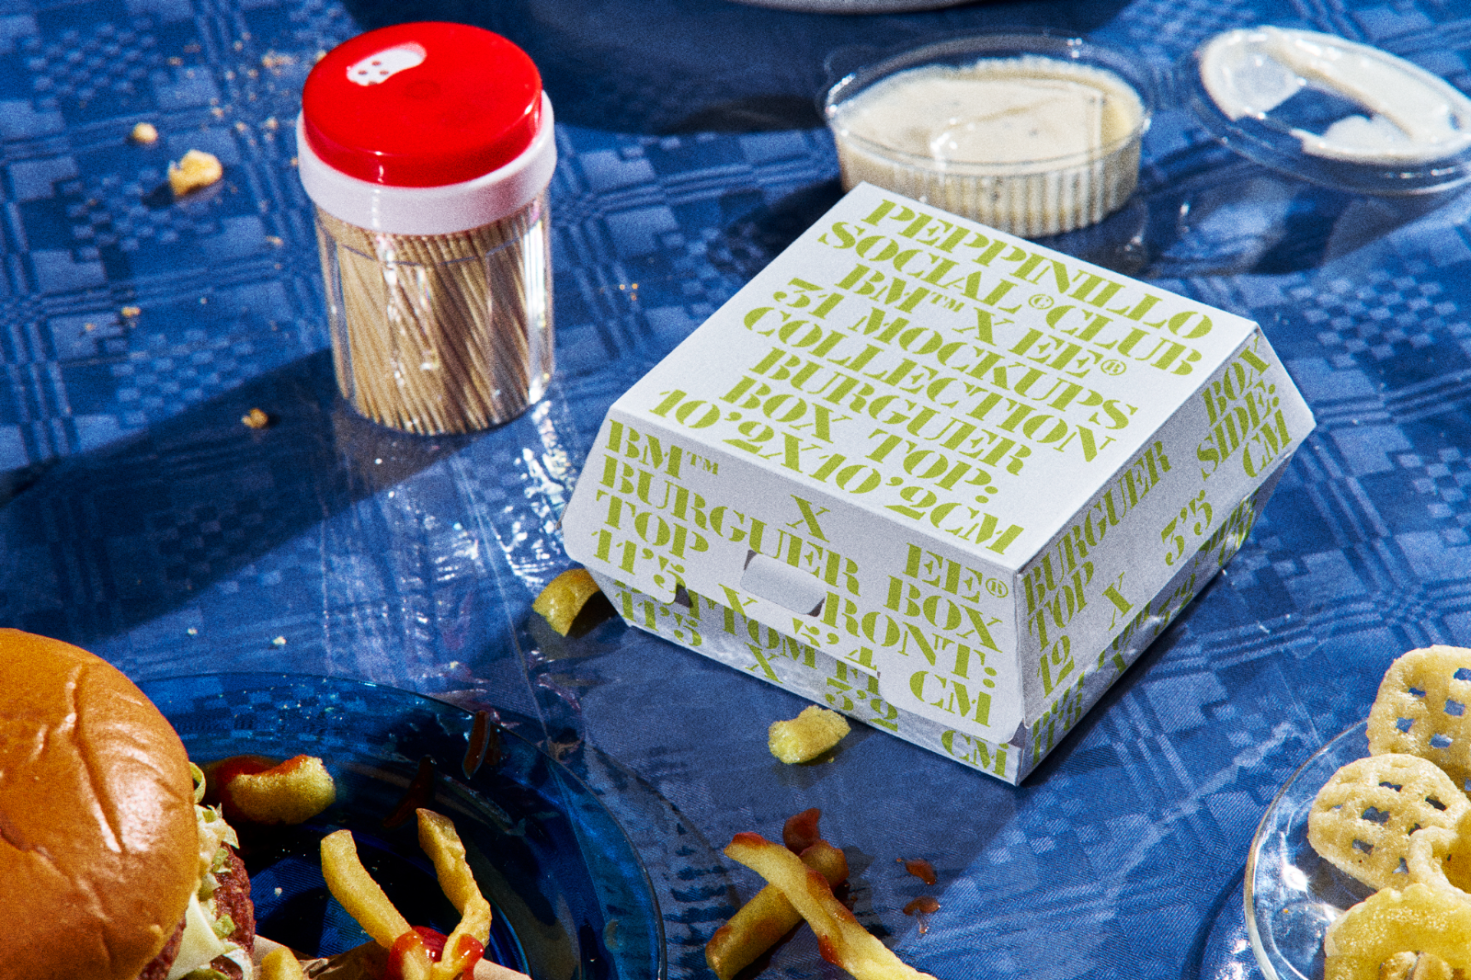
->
(1245, 720, 1373, 980)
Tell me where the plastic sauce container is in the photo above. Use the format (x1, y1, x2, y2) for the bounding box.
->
(298, 22, 556, 434)
(824, 34, 1150, 238)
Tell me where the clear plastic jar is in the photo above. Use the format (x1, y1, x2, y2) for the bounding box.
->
(824, 33, 1151, 238)
(298, 22, 556, 434)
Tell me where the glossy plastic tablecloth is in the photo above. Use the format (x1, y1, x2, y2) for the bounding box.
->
(4, 0, 1471, 977)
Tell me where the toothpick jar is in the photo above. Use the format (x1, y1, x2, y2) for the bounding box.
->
(298, 22, 556, 434)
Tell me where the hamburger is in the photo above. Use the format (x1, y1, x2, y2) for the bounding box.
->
(0, 629, 255, 980)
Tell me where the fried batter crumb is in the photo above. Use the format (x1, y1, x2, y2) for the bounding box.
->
(168, 149, 223, 196)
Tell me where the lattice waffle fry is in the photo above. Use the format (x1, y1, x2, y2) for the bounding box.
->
(1406, 807, 1471, 897)
(1308, 754, 1469, 890)
(1368, 646, 1471, 791)
(1379, 950, 1458, 980)
(1323, 883, 1471, 980)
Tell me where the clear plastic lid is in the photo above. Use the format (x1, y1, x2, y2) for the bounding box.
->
(1182, 26, 1471, 195)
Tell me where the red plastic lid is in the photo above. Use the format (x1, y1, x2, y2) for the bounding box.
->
(302, 22, 543, 188)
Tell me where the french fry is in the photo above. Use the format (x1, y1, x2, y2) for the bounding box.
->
(320, 829, 415, 948)
(320, 814, 501, 980)
(707, 839, 849, 980)
(418, 808, 481, 912)
(417, 809, 494, 980)
(387, 931, 438, 980)
(168, 148, 223, 196)
(260, 946, 308, 980)
(257, 937, 533, 980)
(725, 832, 937, 980)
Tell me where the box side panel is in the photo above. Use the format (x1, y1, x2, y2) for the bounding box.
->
(1009, 327, 1315, 726)
(1020, 455, 1292, 773)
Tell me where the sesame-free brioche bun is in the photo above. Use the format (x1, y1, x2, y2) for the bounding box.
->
(0, 629, 198, 980)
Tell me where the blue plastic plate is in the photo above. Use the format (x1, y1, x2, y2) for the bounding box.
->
(140, 672, 665, 980)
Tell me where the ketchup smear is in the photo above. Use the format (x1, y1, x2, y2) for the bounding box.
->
(386, 926, 485, 980)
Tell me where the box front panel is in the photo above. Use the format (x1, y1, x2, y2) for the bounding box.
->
(594, 573, 1024, 784)
(593, 455, 1290, 785)
(564, 411, 1029, 740)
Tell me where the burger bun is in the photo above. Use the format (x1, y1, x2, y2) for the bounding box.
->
(0, 629, 200, 980)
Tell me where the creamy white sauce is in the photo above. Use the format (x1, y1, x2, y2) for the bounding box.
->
(1198, 27, 1471, 163)
(832, 56, 1141, 169)
(825, 55, 1146, 236)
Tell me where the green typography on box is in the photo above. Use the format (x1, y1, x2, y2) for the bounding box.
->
(562, 183, 1314, 782)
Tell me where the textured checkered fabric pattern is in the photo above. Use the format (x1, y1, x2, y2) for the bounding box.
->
(5, 0, 1471, 977)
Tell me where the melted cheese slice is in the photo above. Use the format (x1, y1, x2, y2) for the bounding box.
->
(164, 892, 234, 980)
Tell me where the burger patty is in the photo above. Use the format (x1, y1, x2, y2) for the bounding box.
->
(140, 920, 184, 980)
(215, 847, 257, 955)
(138, 847, 255, 980)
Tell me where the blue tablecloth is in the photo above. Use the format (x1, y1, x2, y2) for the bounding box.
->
(4, 0, 1471, 977)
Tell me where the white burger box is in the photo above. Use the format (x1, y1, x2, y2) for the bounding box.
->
(562, 183, 1314, 784)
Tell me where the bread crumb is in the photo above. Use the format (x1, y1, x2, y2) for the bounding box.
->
(242, 408, 270, 429)
(120, 305, 141, 319)
(168, 149, 223, 196)
(130, 122, 158, 144)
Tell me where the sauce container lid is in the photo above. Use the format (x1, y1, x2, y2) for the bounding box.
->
(1181, 26, 1471, 194)
(302, 21, 543, 188)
